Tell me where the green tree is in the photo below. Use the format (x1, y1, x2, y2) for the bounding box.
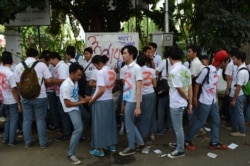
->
(192, 0, 250, 53)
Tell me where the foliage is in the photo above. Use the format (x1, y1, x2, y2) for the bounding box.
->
(18, 25, 84, 59)
(0, 0, 47, 24)
(192, 0, 250, 54)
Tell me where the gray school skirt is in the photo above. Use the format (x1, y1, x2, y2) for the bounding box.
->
(91, 99, 117, 148)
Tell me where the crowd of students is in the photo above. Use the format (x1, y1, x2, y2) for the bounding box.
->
(0, 43, 249, 165)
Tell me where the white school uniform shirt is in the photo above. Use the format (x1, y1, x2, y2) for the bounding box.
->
(89, 69, 98, 82)
(190, 57, 204, 77)
(120, 65, 126, 81)
(225, 60, 237, 77)
(141, 65, 155, 95)
(229, 63, 249, 97)
(156, 59, 171, 80)
(196, 65, 219, 104)
(14, 57, 52, 98)
(82, 58, 96, 81)
(153, 53, 162, 68)
(46, 64, 55, 92)
(66, 58, 77, 66)
(168, 62, 191, 108)
(121, 61, 142, 102)
(54, 61, 69, 96)
(0, 66, 17, 104)
(92, 66, 116, 101)
(60, 77, 79, 113)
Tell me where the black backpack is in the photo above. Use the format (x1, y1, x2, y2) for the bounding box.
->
(69, 61, 88, 97)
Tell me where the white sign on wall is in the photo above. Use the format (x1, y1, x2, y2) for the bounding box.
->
(85, 32, 139, 68)
(5, 0, 51, 26)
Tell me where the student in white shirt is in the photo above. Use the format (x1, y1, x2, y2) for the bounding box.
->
(184, 50, 228, 152)
(59, 63, 90, 165)
(48, 52, 72, 141)
(0, 51, 21, 146)
(149, 42, 162, 68)
(88, 55, 117, 157)
(66, 46, 77, 65)
(221, 49, 238, 128)
(39, 50, 60, 131)
(186, 45, 204, 133)
(82, 47, 96, 96)
(167, 47, 192, 158)
(229, 50, 249, 137)
(15, 48, 52, 148)
(155, 50, 172, 135)
(119, 45, 144, 156)
(136, 53, 157, 141)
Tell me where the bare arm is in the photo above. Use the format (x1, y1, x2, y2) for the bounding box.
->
(225, 75, 232, 95)
(89, 80, 96, 87)
(134, 80, 142, 117)
(230, 85, 241, 107)
(152, 78, 157, 87)
(192, 83, 200, 107)
(64, 97, 90, 108)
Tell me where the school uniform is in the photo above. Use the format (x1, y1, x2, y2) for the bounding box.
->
(91, 66, 117, 148)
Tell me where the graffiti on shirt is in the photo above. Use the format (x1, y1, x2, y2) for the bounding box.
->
(71, 86, 79, 101)
(206, 73, 219, 95)
(0, 72, 10, 102)
(142, 71, 152, 87)
(123, 71, 133, 100)
(106, 70, 116, 89)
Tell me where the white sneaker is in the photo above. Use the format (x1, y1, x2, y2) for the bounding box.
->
(203, 127, 211, 132)
(0, 117, 6, 123)
(119, 128, 124, 135)
(230, 132, 246, 137)
(68, 155, 82, 165)
(150, 135, 155, 141)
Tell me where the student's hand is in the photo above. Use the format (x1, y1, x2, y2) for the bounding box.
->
(120, 102, 125, 113)
(17, 103, 22, 112)
(192, 98, 198, 107)
(80, 96, 91, 104)
(134, 108, 141, 117)
(187, 104, 193, 114)
(225, 89, 229, 96)
(230, 99, 236, 107)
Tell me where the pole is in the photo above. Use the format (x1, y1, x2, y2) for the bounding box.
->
(37, 26, 41, 54)
(164, 0, 169, 33)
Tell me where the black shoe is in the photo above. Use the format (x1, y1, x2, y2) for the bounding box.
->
(167, 150, 185, 158)
(135, 144, 145, 151)
(55, 135, 70, 142)
(47, 125, 59, 131)
(169, 142, 177, 148)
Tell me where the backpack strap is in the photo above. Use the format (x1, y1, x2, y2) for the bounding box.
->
(84, 62, 92, 72)
(30, 61, 40, 69)
(237, 67, 248, 74)
(199, 66, 210, 86)
(21, 61, 28, 70)
(237, 67, 249, 83)
(166, 59, 168, 74)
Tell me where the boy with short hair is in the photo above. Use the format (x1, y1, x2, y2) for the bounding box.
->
(119, 45, 144, 156)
